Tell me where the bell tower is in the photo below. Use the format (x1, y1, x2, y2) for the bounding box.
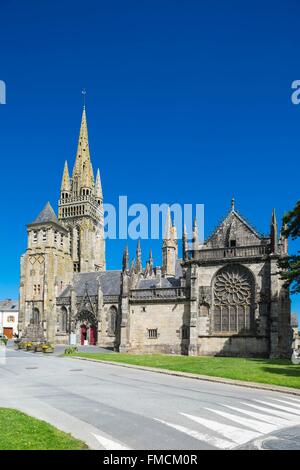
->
(58, 105, 106, 272)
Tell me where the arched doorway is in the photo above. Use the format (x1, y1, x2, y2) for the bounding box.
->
(75, 310, 97, 346)
(31, 307, 40, 325)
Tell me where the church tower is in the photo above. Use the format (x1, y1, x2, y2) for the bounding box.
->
(58, 106, 106, 272)
(162, 208, 178, 277)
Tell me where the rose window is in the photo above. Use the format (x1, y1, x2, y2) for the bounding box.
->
(213, 266, 254, 333)
(214, 270, 251, 305)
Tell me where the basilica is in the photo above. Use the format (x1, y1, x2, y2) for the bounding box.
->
(18, 106, 292, 357)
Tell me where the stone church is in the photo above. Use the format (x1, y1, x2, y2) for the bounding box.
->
(19, 106, 292, 358)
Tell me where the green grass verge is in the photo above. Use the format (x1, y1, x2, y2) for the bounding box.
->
(70, 352, 300, 389)
(0, 408, 88, 450)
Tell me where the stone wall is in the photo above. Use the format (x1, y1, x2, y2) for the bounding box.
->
(126, 301, 190, 354)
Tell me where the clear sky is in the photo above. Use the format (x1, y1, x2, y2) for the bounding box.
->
(0, 0, 299, 318)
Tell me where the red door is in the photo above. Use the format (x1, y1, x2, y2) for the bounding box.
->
(89, 326, 96, 345)
(80, 325, 87, 345)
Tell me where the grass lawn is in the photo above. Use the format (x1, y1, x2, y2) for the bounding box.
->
(70, 352, 300, 389)
(0, 408, 88, 450)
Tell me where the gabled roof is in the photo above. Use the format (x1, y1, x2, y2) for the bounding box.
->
(59, 271, 122, 298)
(206, 207, 262, 244)
(32, 202, 58, 225)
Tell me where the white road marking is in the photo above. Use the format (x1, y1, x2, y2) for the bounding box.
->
(255, 400, 300, 416)
(154, 418, 235, 449)
(225, 404, 291, 427)
(272, 399, 300, 409)
(281, 396, 300, 404)
(241, 402, 300, 423)
(181, 413, 261, 445)
(205, 407, 277, 434)
(92, 433, 131, 450)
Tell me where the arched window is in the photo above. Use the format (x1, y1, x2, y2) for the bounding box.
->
(31, 307, 40, 325)
(108, 306, 117, 336)
(60, 307, 68, 332)
(212, 265, 254, 334)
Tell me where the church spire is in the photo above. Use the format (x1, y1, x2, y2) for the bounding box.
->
(192, 217, 199, 254)
(164, 207, 172, 241)
(182, 224, 189, 261)
(162, 207, 177, 277)
(95, 168, 103, 201)
(60, 161, 71, 193)
(72, 105, 94, 193)
(136, 239, 142, 273)
(270, 208, 278, 253)
(122, 245, 129, 271)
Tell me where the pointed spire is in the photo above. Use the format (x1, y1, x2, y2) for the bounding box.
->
(60, 161, 71, 193)
(72, 106, 94, 192)
(95, 168, 103, 200)
(33, 202, 58, 224)
(183, 224, 189, 260)
(231, 197, 235, 211)
(270, 208, 278, 253)
(122, 245, 129, 271)
(129, 259, 135, 275)
(192, 217, 199, 253)
(164, 207, 172, 241)
(136, 239, 142, 272)
(149, 248, 153, 267)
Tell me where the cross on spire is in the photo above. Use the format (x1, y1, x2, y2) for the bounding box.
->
(82, 89, 86, 108)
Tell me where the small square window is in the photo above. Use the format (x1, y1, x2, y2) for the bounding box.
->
(148, 328, 158, 339)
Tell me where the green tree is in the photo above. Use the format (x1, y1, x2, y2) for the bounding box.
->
(279, 200, 300, 294)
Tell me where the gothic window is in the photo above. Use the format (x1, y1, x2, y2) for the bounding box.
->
(33, 231, 38, 243)
(76, 227, 80, 259)
(107, 306, 117, 336)
(60, 307, 68, 332)
(212, 265, 254, 334)
(42, 230, 47, 242)
(69, 229, 73, 256)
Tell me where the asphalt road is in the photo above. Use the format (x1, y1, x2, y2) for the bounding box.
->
(0, 345, 300, 450)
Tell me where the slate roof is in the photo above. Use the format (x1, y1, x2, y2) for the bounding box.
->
(32, 202, 58, 224)
(137, 260, 183, 289)
(137, 277, 181, 289)
(60, 271, 122, 297)
(0, 299, 19, 311)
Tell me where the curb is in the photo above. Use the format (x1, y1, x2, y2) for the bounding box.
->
(68, 356, 300, 396)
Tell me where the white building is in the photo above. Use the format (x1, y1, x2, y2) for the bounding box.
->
(0, 299, 19, 339)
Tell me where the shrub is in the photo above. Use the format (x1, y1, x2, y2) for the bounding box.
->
(64, 346, 78, 355)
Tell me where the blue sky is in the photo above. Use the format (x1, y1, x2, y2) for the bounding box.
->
(0, 0, 299, 317)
